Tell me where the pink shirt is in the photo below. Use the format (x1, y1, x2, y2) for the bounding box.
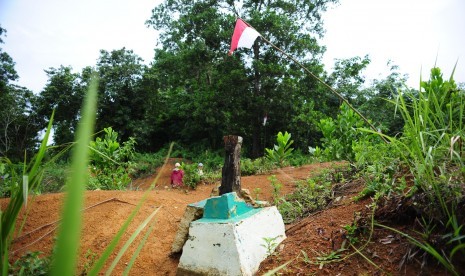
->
(171, 169, 184, 187)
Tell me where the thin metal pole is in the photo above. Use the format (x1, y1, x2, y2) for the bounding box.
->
(238, 18, 388, 143)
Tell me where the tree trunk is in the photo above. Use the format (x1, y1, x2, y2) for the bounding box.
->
(219, 135, 242, 196)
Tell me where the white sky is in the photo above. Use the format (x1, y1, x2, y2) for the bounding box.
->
(1, 0, 464, 93)
(0, 0, 161, 93)
(322, 0, 465, 88)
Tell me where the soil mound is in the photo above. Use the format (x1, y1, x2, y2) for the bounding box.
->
(1, 160, 452, 275)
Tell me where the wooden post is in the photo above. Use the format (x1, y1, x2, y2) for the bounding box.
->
(219, 135, 242, 196)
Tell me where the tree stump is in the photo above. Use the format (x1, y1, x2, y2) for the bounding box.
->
(219, 135, 242, 196)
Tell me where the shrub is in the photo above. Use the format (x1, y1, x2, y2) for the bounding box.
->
(241, 157, 275, 176)
(88, 127, 136, 190)
(277, 171, 334, 223)
(319, 103, 379, 161)
(288, 149, 314, 167)
(41, 162, 68, 193)
(10, 251, 50, 276)
(181, 162, 202, 189)
(265, 131, 294, 167)
(129, 152, 165, 179)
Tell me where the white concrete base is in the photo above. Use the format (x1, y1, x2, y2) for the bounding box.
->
(177, 206, 286, 276)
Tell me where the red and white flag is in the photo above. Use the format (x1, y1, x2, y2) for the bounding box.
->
(228, 18, 261, 55)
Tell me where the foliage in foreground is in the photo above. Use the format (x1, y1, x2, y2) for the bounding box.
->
(9, 251, 50, 276)
(2, 76, 162, 275)
(355, 67, 465, 274)
(0, 110, 54, 275)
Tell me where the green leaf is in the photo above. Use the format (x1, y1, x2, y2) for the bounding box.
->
(106, 207, 161, 275)
(51, 74, 98, 276)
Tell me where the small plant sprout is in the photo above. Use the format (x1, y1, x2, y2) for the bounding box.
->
(268, 175, 282, 204)
(265, 131, 294, 167)
(343, 222, 359, 244)
(261, 236, 279, 258)
(314, 248, 346, 269)
(253, 187, 262, 200)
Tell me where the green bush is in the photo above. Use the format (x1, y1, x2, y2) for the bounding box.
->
(181, 163, 202, 189)
(41, 162, 68, 193)
(10, 251, 50, 276)
(129, 152, 166, 179)
(241, 157, 275, 176)
(277, 172, 334, 223)
(88, 127, 136, 190)
(88, 166, 132, 190)
(265, 131, 294, 167)
(319, 103, 379, 161)
(288, 149, 315, 167)
(189, 149, 224, 172)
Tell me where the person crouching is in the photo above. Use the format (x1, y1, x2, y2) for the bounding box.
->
(170, 162, 184, 188)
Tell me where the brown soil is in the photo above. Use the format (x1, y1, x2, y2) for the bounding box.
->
(0, 159, 456, 275)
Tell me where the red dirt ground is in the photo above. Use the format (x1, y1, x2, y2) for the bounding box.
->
(1, 159, 456, 275)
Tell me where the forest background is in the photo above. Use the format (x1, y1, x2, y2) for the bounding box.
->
(5, 0, 462, 162)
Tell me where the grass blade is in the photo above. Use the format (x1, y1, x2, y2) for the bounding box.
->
(22, 175, 28, 207)
(0, 110, 55, 274)
(105, 206, 161, 275)
(122, 218, 157, 276)
(88, 143, 173, 275)
(50, 75, 98, 276)
(375, 222, 458, 276)
(262, 259, 294, 276)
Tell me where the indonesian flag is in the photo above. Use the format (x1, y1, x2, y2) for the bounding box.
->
(228, 18, 261, 55)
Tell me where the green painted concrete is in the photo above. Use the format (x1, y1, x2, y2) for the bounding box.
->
(188, 198, 208, 208)
(197, 208, 261, 223)
(202, 192, 255, 220)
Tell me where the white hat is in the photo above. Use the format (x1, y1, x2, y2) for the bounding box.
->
(175, 162, 181, 167)
(198, 163, 203, 167)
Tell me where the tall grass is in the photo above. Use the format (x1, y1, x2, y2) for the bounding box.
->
(1, 110, 55, 275)
(365, 67, 464, 274)
(390, 67, 463, 214)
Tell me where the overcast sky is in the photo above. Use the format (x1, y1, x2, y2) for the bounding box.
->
(322, 0, 465, 88)
(1, 0, 464, 93)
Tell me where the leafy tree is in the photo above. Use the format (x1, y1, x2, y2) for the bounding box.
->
(0, 26, 42, 161)
(0, 26, 18, 93)
(36, 66, 85, 145)
(146, 0, 338, 157)
(95, 48, 147, 143)
(0, 85, 41, 161)
(359, 62, 407, 136)
(326, 55, 371, 103)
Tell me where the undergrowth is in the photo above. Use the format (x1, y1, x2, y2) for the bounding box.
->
(336, 67, 465, 275)
(276, 166, 352, 224)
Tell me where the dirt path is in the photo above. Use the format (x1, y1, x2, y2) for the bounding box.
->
(1, 160, 452, 275)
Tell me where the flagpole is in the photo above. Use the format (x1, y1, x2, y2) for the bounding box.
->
(260, 36, 387, 142)
(236, 17, 387, 142)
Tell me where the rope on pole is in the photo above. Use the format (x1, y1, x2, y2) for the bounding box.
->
(238, 18, 388, 143)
